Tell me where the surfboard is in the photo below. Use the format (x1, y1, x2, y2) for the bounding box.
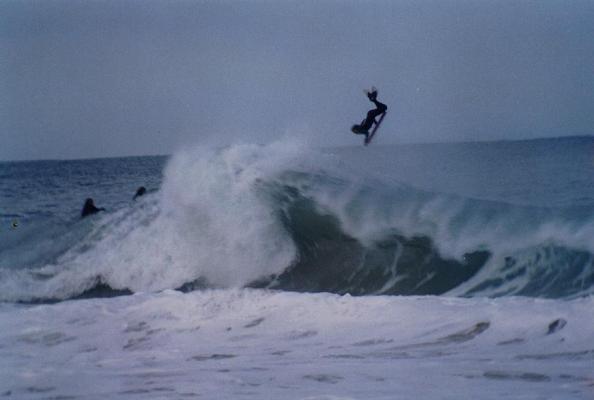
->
(364, 112, 387, 146)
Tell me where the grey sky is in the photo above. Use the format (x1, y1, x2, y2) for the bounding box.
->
(1, 0, 593, 160)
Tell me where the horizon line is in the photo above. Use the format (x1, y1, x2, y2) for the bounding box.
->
(2, 134, 593, 163)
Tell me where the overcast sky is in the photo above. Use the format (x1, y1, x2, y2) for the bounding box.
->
(1, 0, 593, 160)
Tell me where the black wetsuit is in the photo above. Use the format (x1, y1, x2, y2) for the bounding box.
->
(81, 198, 105, 218)
(352, 94, 388, 135)
(359, 99, 387, 131)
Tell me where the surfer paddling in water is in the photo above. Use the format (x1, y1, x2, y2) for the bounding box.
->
(81, 198, 105, 218)
(351, 87, 388, 144)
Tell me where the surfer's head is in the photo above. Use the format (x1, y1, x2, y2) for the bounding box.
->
(133, 186, 147, 200)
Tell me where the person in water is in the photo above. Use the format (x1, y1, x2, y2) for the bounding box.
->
(133, 186, 146, 200)
(351, 88, 387, 140)
(81, 198, 105, 218)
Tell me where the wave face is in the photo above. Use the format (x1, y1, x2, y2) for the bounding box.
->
(254, 170, 594, 299)
(1, 138, 594, 302)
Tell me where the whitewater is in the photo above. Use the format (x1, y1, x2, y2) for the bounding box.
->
(1, 136, 593, 399)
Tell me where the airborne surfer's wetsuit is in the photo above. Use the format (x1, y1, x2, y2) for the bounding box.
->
(351, 90, 387, 138)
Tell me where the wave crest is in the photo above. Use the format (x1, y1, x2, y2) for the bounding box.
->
(2, 141, 594, 302)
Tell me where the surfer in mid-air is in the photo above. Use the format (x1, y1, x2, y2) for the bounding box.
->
(351, 87, 387, 144)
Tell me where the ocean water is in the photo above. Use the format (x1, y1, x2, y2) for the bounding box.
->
(0, 136, 593, 399)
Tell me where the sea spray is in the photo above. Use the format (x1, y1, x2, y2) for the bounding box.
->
(1, 138, 594, 301)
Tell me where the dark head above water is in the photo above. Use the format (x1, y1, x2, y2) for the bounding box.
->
(133, 186, 147, 200)
(81, 198, 105, 218)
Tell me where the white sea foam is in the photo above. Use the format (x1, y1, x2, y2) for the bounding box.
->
(0, 289, 592, 399)
(1, 140, 594, 300)
(0, 141, 309, 301)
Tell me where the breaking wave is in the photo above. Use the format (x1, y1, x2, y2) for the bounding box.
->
(1, 141, 593, 302)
